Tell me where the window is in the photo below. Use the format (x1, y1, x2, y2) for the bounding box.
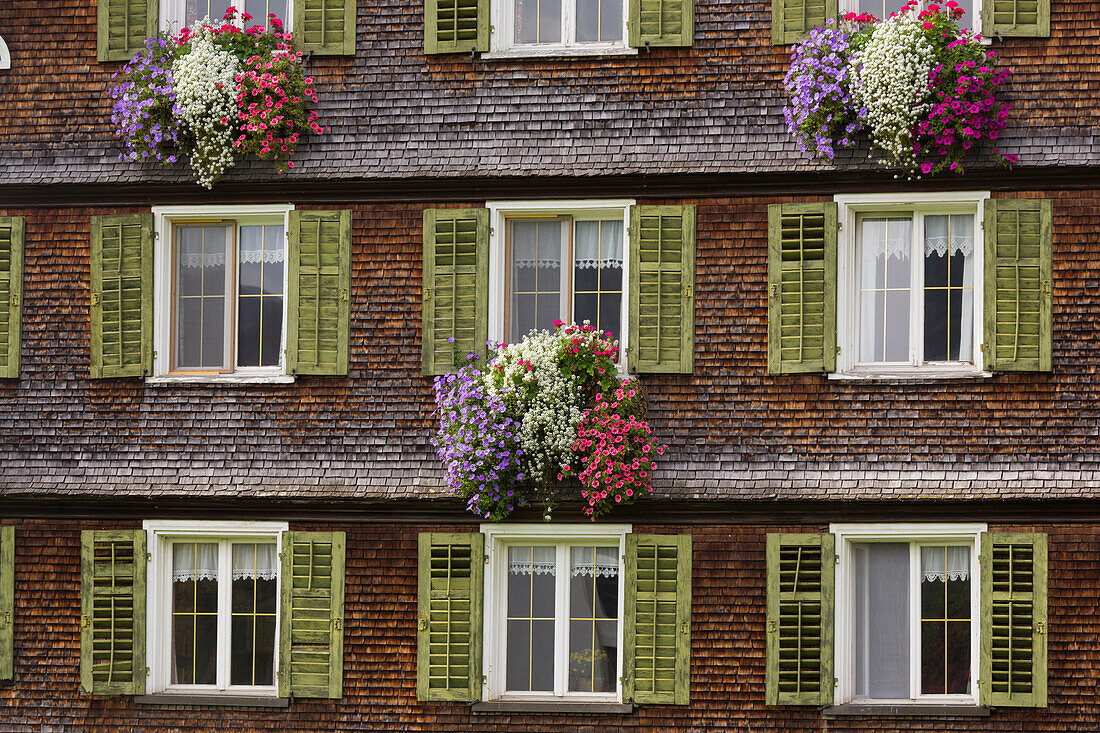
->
(0, 35, 10, 70)
(840, 0, 980, 32)
(162, 0, 292, 31)
(489, 201, 632, 361)
(483, 524, 628, 701)
(489, 0, 631, 56)
(833, 524, 983, 705)
(153, 205, 292, 382)
(834, 193, 987, 377)
(145, 521, 288, 696)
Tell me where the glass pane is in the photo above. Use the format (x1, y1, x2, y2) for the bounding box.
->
(230, 543, 278, 687)
(920, 545, 971, 695)
(515, 0, 562, 43)
(574, 220, 624, 338)
(244, 0, 288, 25)
(506, 546, 556, 692)
(175, 225, 228, 370)
(568, 546, 619, 693)
(186, 0, 233, 25)
(858, 0, 907, 20)
(171, 542, 219, 686)
(576, 0, 623, 41)
(923, 214, 974, 362)
(237, 225, 284, 368)
(859, 217, 912, 363)
(851, 542, 909, 699)
(509, 220, 564, 341)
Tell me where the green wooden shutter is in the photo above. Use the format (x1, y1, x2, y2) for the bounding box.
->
(628, 205, 695, 374)
(628, 0, 694, 47)
(425, 0, 489, 53)
(980, 532, 1047, 708)
(287, 210, 352, 376)
(79, 530, 146, 695)
(983, 199, 1053, 373)
(416, 532, 483, 702)
(421, 209, 489, 376)
(981, 0, 1049, 37)
(767, 203, 836, 374)
(279, 531, 346, 699)
(97, 0, 158, 62)
(0, 526, 13, 682)
(0, 217, 23, 379)
(771, 0, 837, 44)
(765, 533, 834, 706)
(89, 214, 152, 379)
(624, 533, 691, 705)
(294, 0, 357, 55)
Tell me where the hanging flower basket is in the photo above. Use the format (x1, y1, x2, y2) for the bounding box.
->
(783, 1, 1015, 177)
(432, 322, 666, 522)
(108, 7, 325, 188)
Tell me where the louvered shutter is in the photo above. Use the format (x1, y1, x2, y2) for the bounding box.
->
(287, 210, 352, 376)
(79, 530, 146, 695)
(421, 209, 489, 376)
(628, 0, 694, 47)
(771, 0, 837, 44)
(981, 0, 1049, 37)
(765, 533, 834, 706)
(416, 533, 483, 702)
(624, 533, 691, 705)
(628, 205, 695, 374)
(279, 531, 346, 699)
(294, 0, 357, 55)
(0, 217, 23, 379)
(0, 526, 13, 682)
(983, 199, 1053, 372)
(425, 0, 489, 53)
(90, 214, 152, 379)
(767, 203, 836, 374)
(980, 532, 1047, 707)
(97, 0, 158, 62)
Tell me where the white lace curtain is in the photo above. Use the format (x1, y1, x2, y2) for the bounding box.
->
(921, 546, 970, 583)
(509, 546, 557, 576)
(511, 220, 624, 270)
(172, 542, 278, 582)
(862, 215, 975, 260)
(571, 546, 619, 579)
(506, 546, 619, 578)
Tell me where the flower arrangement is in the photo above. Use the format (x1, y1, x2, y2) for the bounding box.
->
(109, 7, 324, 188)
(783, 1, 1014, 176)
(433, 322, 666, 521)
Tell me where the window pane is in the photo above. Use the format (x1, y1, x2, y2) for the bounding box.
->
(506, 546, 556, 692)
(230, 543, 278, 687)
(568, 546, 619, 692)
(175, 225, 228, 370)
(515, 0, 562, 43)
(920, 546, 971, 695)
(577, 0, 623, 42)
(923, 215, 974, 362)
(172, 542, 219, 685)
(574, 220, 623, 339)
(186, 0, 233, 25)
(851, 542, 909, 699)
(858, 0, 907, 19)
(244, 0, 288, 25)
(509, 220, 565, 341)
(237, 224, 285, 368)
(859, 218, 912, 363)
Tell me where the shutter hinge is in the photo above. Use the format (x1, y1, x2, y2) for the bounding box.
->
(418, 616, 428, 631)
(90, 292, 101, 306)
(683, 285, 694, 300)
(424, 287, 433, 303)
(333, 616, 343, 631)
(146, 552, 151, 561)
(80, 614, 90, 629)
(769, 284, 778, 298)
(9, 294, 18, 307)
(0, 611, 11, 625)
(979, 342, 984, 353)
(1037, 620, 1046, 635)
(680, 620, 689, 635)
(484, 553, 490, 564)
(834, 677, 839, 688)
(340, 286, 349, 302)
(1041, 280, 1051, 295)
(836, 346, 841, 355)
(153, 231, 159, 240)
(766, 620, 777, 634)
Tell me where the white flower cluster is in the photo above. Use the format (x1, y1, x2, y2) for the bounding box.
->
(172, 22, 240, 188)
(852, 15, 934, 172)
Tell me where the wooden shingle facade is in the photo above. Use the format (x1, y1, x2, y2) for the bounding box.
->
(0, 0, 1098, 729)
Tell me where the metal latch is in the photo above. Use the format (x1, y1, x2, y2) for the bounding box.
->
(90, 293, 101, 306)
(418, 617, 429, 631)
(1037, 621, 1046, 635)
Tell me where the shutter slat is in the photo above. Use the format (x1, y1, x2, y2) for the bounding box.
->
(80, 530, 146, 695)
(0, 218, 23, 379)
(765, 533, 834, 706)
(287, 210, 351, 376)
(294, 0, 357, 55)
(279, 531, 345, 699)
(624, 534, 691, 705)
(767, 203, 837, 374)
(982, 199, 1053, 372)
(417, 533, 483, 701)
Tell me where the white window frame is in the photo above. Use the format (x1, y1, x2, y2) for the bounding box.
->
(838, 0, 984, 37)
(144, 519, 289, 697)
(160, 0, 295, 33)
(0, 36, 10, 70)
(150, 204, 294, 385)
(833, 191, 990, 380)
(485, 0, 635, 58)
(480, 522, 631, 702)
(831, 522, 986, 707)
(487, 199, 634, 369)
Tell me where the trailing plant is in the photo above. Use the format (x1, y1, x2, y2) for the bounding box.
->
(109, 7, 324, 188)
(433, 322, 665, 521)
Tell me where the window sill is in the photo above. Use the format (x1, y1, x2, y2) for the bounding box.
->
(145, 374, 295, 386)
(828, 368, 992, 383)
(134, 694, 288, 708)
(823, 703, 989, 718)
(471, 701, 634, 714)
(481, 46, 637, 59)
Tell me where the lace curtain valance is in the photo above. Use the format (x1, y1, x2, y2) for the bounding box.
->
(511, 220, 624, 270)
(921, 546, 970, 583)
(172, 541, 278, 582)
(862, 215, 975, 260)
(507, 545, 619, 578)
